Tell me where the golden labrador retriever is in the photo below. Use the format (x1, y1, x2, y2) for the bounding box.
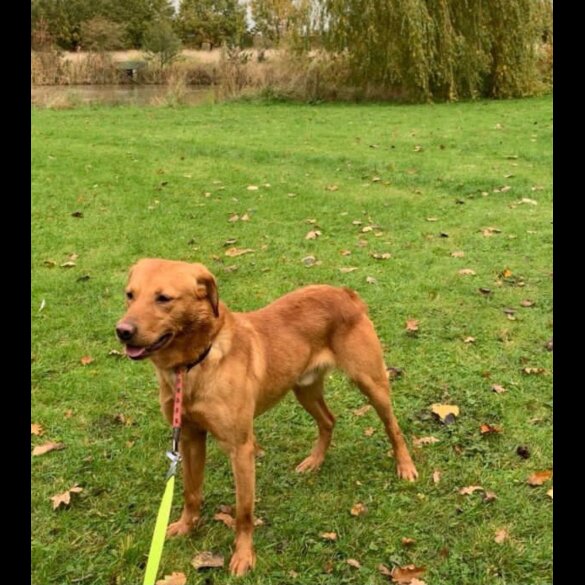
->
(116, 258, 417, 576)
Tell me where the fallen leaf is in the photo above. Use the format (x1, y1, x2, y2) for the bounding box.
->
(547, 487, 553, 499)
(353, 405, 372, 416)
(439, 232, 449, 238)
(246, 185, 259, 191)
(71, 211, 83, 218)
(240, 213, 250, 221)
(80, 356, 93, 366)
(340, 249, 352, 256)
(346, 559, 361, 568)
(426, 217, 438, 222)
(390, 564, 426, 584)
(527, 470, 553, 486)
(324, 560, 334, 573)
(371, 252, 392, 260)
(225, 247, 254, 257)
(156, 572, 187, 585)
(213, 512, 235, 529)
(325, 184, 338, 191)
(432, 470, 441, 484)
(494, 528, 508, 544)
(451, 250, 465, 258)
(413, 436, 439, 447)
(350, 502, 367, 516)
(492, 384, 507, 394)
(522, 367, 546, 375)
(43, 259, 57, 268)
(520, 299, 535, 307)
(361, 226, 373, 233)
(31, 423, 44, 436)
(366, 276, 377, 285)
(228, 213, 239, 222)
(463, 336, 476, 343)
(480, 423, 502, 435)
(378, 564, 392, 577)
(64, 409, 73, 418)
(364, 427, 375, 437)
(357, 239, 368, 247)
(305, 230, 322, 240)
(191, 551, 224, 570)
(500, 268, 513, 278)
(458, 269, 476, 276)
(51, 485, 83, 510)
(302, 255, 317, 267)
(339, 267, 358, 273)
(320, 531, 337, 541)
(33, 442, 65, 456)
(60, 261, 76, 268)
(478, 287, 492, 295)
(516, 445, 530, 459)
(352, 220, 363, 226)
(405, 319, 419, 333)
(545, 339, 553, 351)
(386, 366, 403, 379)
(401, 537, 416, 547)
(520, 197, 538, 205)
(431, 403, 460, 423)
(108, 349, 123, 357)
(483, 491, 498, 502)
(39, 299, 46, 312)
(481, 227, 501, 237)
(413, 145, 423, 152)
(459, 485, 484, 495)
(289, 570, 299, 579)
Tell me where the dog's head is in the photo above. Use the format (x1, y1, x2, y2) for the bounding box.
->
(115, 259, 219, 365)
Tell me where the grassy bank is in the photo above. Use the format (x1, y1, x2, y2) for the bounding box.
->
(31, 96, 552, 585)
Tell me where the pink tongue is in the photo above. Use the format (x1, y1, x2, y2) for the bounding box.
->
(125, 345, 147, 358)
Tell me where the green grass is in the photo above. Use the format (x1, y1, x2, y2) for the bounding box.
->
(31, 96, 552, 585)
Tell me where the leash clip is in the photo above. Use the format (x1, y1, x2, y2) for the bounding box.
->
(165, 450, 182, 480)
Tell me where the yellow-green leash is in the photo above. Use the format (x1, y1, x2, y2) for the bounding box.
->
(142, 369, 185, 585)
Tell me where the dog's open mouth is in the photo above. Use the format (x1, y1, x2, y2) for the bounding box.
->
(124, 333, 173, 360)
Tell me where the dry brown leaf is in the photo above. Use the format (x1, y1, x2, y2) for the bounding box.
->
(459, 485, 484, 495)
(451, 250, 465, 258)
(494, 529, 508, 544)
(225, 247, 254, 258)
(463, 336, 476, 344)
(426, 217, 438, 222)
(401, 537, 416, 547)
(213, 512, 235, 529)
(346, 559, 361, 569)
(501, 268, 513, 278)
(357, 238, 368, 247)
(340, 249, 352, 256)
(350, 502, 367, 516)
(432, 470, 441, 484)
(64, 409, 73, 418)
(31, 423, 44, 436)
(547, 487, 553, 499)
(352, 220, 363, 226)
(191, 551, 224, 570)
(491, 384, 507, 394)
(60, 261, 76, 268)
(33, 442, 65, 456)
(51, 485, 83, 510)
(339, 267, 358, 274)
(391, 564, 426, 584)
(405, 319, 419, 333)
(302, 255, 317, 267)
(246, 185, 259, 191)
(324, 560, 334, 573)
(228, 213, 239, 222)
(378, 564, 393, 577)
(520, 299, 535, 307)
(364, 427, 375, 437)
(458, 268, 476, 276)
(480, 423, 502, 435)
(481, 227, 501, 237)
(431, 403, 460, 423)
(371, 252, 392, 260)
(325, 184, 338, 191)
(320, 531, 337, 541)
(305, 230, 322, 240)
(527, 470, 553, 486)
(366, 276, 377, 285)
(80, 356, 93, 366)
(413, 436, 439, 447)
(522, 367, 546, 375)
(361, 226, 373, 233)
(483, 491, 498, 502)
(353, 404, 372, 417)
(240, 213, 250, 221)
(156, 572, 187, 585)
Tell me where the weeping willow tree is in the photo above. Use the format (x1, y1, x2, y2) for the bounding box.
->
(294, 0, 552, 101)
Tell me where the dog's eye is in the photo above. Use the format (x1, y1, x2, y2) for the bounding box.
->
(156, 294, 173, 304)
(126, 291, 133, 300)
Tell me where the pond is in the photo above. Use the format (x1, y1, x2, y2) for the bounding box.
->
(31, 84, 215, 107)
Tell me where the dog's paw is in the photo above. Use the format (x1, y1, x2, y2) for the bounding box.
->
(229, 548, 256, 576)
(295, 454, 324, 473)
(166, 519, 194, 538)
(396, 460, 418, 482)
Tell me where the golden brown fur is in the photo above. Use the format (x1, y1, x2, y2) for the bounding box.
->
(116, 258, 417, 576)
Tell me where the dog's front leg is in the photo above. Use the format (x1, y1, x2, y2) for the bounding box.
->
(167, 428, 207, 537)
(229, 439, 257, 576)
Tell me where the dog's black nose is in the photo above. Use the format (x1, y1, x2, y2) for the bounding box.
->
(116, 322, 136, 341)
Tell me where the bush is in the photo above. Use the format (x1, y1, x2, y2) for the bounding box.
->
(142, 21, 182, 69)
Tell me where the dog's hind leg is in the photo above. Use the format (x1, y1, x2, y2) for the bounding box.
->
(293, 378, 336, 472)
(334, 317, 418, 481)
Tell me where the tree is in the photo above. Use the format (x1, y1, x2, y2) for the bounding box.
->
(142, 20, 182, 69)
(251, 0, 295, 46)
(80, 16, 126, 51)
(177, 0, 247, 48)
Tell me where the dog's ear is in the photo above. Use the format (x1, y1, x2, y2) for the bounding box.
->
(194, 266, 219, 317)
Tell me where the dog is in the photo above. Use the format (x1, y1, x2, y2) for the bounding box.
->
(116, 258, 418, 576)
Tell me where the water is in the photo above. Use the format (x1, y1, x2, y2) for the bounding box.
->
(31, 84, 215, 107)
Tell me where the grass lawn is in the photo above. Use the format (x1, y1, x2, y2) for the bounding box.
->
(31, 96, 552, 585)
